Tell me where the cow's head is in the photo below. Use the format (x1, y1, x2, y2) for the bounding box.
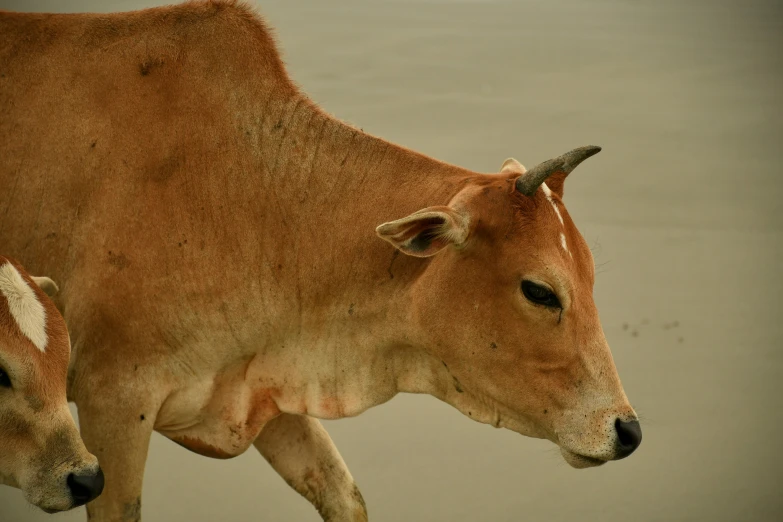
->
(0, 257, 103, 511)
(377, 146, 641, 468)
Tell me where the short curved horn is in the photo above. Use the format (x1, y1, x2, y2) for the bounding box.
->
(514, 145, 601, 196)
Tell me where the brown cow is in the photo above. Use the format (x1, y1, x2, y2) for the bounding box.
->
(0, 255, 103, 512)
(0, 1, 641, 520)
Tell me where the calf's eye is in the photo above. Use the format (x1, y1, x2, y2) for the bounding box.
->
(521, 281, 562, 308)
(0, 368, 11, 388)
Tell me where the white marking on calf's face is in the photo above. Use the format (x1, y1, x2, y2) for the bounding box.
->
(0, 263, 48, 352)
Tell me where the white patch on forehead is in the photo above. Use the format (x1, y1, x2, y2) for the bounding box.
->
(0, 262, 47, 352)
(543, 182, 569, 257)
(560, 232, 569, 253)
(550, 203, 564, 225)
(541, 182, 564, 225)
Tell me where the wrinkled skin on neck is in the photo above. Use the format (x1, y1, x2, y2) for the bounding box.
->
(0, 257, 101, 511)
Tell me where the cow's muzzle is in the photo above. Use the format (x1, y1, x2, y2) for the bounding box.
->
(613, 418, 642, 459)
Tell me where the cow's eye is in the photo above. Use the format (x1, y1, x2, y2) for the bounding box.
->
(0, 367, 11, 388)
(521, 281, 561, 308)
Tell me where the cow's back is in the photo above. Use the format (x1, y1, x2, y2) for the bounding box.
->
(0, 3, 299, 361)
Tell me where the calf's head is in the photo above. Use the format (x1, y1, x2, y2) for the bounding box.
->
(0, 257, 103, 511)
(377, 146, 641, 468)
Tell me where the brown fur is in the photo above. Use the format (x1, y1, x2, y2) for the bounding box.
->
(0, 1, 638, 519)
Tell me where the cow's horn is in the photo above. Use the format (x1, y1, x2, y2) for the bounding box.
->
(514, 145, 602, 196)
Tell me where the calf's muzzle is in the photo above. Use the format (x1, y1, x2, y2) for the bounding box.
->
(67, 467, 105, 507)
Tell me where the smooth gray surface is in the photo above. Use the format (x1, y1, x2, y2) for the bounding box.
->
(0, 0, 781, 521)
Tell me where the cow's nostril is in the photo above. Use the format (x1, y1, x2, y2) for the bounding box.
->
(67, 467, 105, 507)
(614, 418, 642, 458)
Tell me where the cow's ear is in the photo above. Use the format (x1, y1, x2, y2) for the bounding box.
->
(500, 157, 526, 175)
(31, 276, 59, 297)
(376, 206, 470, 257)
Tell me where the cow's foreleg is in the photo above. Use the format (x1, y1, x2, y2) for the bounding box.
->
(75, 391, 157, 522)
(254, 414, 368, 522)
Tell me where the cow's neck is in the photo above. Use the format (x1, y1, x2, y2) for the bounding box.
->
(252, 89, 478, 420)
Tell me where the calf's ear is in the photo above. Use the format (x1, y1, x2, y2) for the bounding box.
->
(376, 206, 470, 257)
(31, 276, 59, 297)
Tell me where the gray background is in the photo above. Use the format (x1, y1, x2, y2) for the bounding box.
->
(0, 0, 781, 521)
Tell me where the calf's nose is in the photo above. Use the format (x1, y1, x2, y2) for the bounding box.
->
(67, 467, 105, 506)
(614, 418, 642, 458)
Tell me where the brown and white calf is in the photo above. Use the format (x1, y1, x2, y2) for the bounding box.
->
(0, 255, 103, 512)
(0, 1, 640, 520)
